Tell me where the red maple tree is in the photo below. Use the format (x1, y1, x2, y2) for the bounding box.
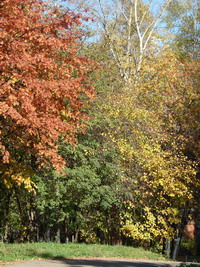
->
(0, 0, 95, 170)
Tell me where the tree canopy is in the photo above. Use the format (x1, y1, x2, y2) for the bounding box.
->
(0, 0, 96, 188)
(0, 0, 200, 260)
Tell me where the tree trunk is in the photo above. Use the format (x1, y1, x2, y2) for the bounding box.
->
(172, 237, 181, 260)
(45, 228, 50, 242)
(195, 214, 200, 256)
(3, 193, 12, 243)
(164, 238, 171, 258)
(55, 228, 60, 243)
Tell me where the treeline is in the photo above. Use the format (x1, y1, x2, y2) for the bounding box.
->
(0, 0, 200, 260)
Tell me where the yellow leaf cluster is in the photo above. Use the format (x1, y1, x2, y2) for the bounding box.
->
(0, 161, 36, 192)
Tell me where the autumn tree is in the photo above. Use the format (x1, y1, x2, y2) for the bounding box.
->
(0, 113, 122, 243)
(165, 0, 199, 59)
(95, 48, 200, 253)
(0, 0, 96, 189)
(76, 1, 200, 254)
(71, 0, 172, 83)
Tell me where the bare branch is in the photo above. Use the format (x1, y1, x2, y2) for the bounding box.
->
(139, 0, 154, 27)
(142, 0, 173, 51)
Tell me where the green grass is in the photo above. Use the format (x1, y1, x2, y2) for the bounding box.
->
(0, 242, 166, 263)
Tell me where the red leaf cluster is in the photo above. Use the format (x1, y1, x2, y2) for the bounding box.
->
(0, 0, 95, 169)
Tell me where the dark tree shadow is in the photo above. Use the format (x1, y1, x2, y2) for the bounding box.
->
(26, 250, 181, 267)
(56, 258, 177, 267)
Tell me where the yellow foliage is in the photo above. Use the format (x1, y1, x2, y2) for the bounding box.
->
(0, 161, 36, 192)
(102, 49, 199, 242)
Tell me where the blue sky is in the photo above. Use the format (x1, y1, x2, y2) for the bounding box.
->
(54, 0, 179, 44)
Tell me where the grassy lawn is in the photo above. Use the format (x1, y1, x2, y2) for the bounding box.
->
(0, 242, 167, 263)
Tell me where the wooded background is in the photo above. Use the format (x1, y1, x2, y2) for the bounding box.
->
(0, 0, 199, 260)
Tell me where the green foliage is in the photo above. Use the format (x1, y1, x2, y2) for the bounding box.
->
(27, 112, 122, 243)
(180, 239, 197, 256)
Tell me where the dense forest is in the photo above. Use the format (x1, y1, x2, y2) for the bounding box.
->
(0, 0, 199, 260)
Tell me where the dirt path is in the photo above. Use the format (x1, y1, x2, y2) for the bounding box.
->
(2, 259, 183, 267)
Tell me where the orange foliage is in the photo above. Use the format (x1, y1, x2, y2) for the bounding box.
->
(183, 222, 195, 240)
(0, 0, 95, 170)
